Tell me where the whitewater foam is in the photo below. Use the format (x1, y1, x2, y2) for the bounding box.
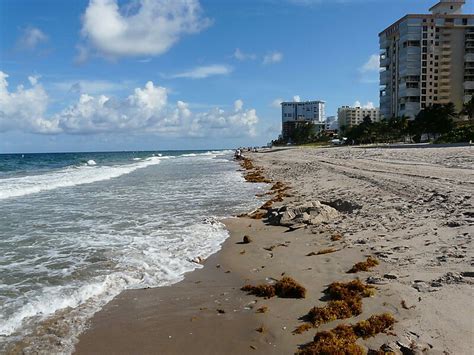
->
(0, 156, 162, 200)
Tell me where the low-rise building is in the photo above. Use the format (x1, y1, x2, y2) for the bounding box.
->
(338, 106, 381, 129)
(281, 100, 326, 140)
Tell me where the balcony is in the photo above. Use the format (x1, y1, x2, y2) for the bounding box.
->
(439, 77, 451, 85)
(380, 56, 390, 68)
(380, 70, 391, 84)
(399, 86, 420, 97)
(465, 53, 474, 62)
(464, 81, 474, 90)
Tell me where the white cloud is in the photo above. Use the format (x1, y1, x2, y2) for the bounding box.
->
(353, 100, 375, 109)
(293, 95, 301, 102)
(233, 48, 256, 61)
(359, 54, 380, 73)
(271, 98, 283, 108)
(79, 0, 211, 59)
(263, 51, 283, 65)
(0, 72, 55, 133)
(28, 75, 41, 86)
(0, 71, 258, 138)
(16, 27, 48, 50)
(170, 65, 233, 79)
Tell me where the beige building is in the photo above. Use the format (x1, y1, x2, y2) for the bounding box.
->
(379, 0, 474, 119)
(338, 106, 380, 129)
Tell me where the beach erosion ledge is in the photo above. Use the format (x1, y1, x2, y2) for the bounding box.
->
(75, 146, 473, 355)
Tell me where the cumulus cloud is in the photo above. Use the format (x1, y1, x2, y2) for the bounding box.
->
(0, 71, 258, 138)
(263, 51, 283, 65)
(16, 27, 48, 50)
(79, 0, 211, 59)
(293, 95, 301, 102)
(353, 100, 375, 109)
(233, 48, 256, 61)
(359, 54, 380, 73)
(170, 65, 233, 79)
(0, 72, 56, 133)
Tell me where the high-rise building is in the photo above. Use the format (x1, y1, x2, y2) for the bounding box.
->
(281, 100, 326, 140)
(379, 0, 474, 119)
(337, 105, 380, 129)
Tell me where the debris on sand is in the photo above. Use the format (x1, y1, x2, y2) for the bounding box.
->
(241, 276, 306, 299)
(256, 306, 268, 313)
(296, 313, 395, 355)
(267, 202, 339, 228)
(348, 256, 379, 273)
(243, 235, 252, 244)
(302, 280, 375, 328)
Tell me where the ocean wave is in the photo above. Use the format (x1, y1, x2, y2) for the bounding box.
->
(0, 156, 162, 200)
(0, 219, 229, 351)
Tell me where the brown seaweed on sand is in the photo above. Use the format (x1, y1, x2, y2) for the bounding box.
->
(347, 256, 379, 273)
(306, 248, 338, 256)
(241, 276, 306, 299)
(296, 313, 395, 355)
(296, 280, 375, 332)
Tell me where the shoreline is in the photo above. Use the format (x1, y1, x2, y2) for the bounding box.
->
(74, 145, 473, 354)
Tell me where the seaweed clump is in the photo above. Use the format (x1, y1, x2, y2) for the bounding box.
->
(274, 277, 306, 298)
(297, 313, 395, 355)
(353, 313, 396, 339)
(348, 256, 379, 273)
(306, 299, 362, 327)
(326, 279, 375, 300)
(241, 276, 306, 299)
(297, 324, 362, 355)
(301, 280, 375, 330)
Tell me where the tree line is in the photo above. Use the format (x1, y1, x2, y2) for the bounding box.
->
(273, 99, 474, 146)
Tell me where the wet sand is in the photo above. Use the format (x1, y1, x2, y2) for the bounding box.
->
(75, 145, 474, 354)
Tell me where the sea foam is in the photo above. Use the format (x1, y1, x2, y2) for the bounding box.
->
(0, 156, 162, 200)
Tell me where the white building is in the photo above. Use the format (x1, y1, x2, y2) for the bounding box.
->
(379, 0, 474, 119)
(338, 106, 381, 129)
(281, 100, 326, 140)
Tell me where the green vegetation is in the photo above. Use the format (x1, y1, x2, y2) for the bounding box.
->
(273, 99, 474, 146)
(342, 101, 474, 144)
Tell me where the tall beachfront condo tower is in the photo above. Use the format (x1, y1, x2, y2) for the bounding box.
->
(379, 0, 474, 119)
(281, 100, 326, 140)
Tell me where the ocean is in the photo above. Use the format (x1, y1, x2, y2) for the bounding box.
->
(0, 150, 265, 353)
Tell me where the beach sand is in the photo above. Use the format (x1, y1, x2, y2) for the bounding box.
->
(75, 145, 473, 354)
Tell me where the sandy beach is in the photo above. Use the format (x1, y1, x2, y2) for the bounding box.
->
(75, 145, 473, 354)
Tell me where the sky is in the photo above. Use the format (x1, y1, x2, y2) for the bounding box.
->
(1, 0, 472, 153)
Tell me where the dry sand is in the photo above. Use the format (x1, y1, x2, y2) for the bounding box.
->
(75, 145, 473, 354)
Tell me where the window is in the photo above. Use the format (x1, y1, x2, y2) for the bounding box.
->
(422, 61, 427, 67)
(422, 89, 427, 94)
(463, 19, 468, 26)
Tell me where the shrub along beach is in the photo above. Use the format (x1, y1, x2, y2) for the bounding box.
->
(75, 144, 473, 354)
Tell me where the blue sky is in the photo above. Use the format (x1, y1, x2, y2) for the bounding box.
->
(1, 0, 471, 153)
